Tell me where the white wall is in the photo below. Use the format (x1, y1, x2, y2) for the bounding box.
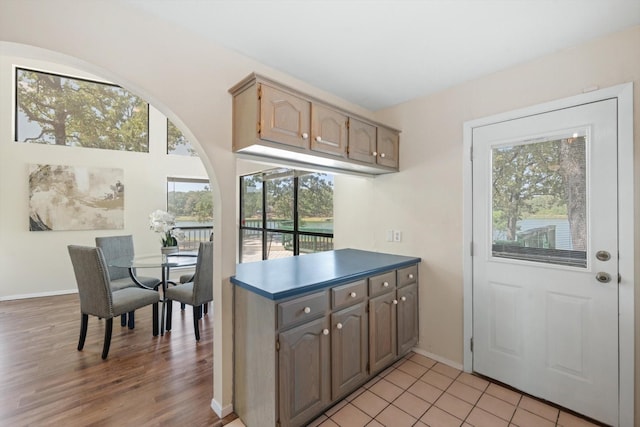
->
(0, 52, 208, 299)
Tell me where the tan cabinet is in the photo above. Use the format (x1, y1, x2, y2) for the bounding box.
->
(259, 84, 310, 149)
(311, 104, 348, 157)
(230, 73, 401, 174)
(233, 263, 419, 427)
(279, 316, 331, 427)
(331, 302, 368, 400)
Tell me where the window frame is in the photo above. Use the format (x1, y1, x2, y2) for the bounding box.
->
(239, 169, 334, 262)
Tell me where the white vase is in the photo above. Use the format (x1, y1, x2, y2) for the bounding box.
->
(161, 245, 179, 255)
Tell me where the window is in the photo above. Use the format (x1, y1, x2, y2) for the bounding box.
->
(167, 119, 199, 156)
(15, 68, 149, 151)
(240, 169, 334, 262)
(167, 178, 213, 249)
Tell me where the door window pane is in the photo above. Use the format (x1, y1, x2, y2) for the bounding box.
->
(241, 229, 263, 263)
(298, 173, 334, 234)
(265, 170, 294, 231)
(242, 176, 263, 228)
(491, 131, 587, 267)
(266, 232, 294, 260)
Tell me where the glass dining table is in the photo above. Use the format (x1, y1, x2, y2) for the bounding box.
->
(109, 252, 198, 336)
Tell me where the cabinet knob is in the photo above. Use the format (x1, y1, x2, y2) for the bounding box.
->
(372, 151, 378, 156)
(401, 296, 407, 302)
(350, 292, 357, 298)
(383, 282, 389, 287)
(336, 323, 343, 330)
(303, 307, 311, 314)
(393, 299, 398, 305)
(408, 274, 414, 279)
(323, 328, 329, 335)
(380, 153, 386, 158)
(302, 132, 309, 139)
(315, 136, 322, 142)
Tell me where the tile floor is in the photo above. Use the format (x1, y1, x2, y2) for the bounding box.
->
(307, 352, 604, 427)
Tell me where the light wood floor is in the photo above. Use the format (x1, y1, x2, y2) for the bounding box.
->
(0, 294, 238, 426)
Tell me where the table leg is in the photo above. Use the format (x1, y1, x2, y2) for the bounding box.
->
(160, 266, 167, 336)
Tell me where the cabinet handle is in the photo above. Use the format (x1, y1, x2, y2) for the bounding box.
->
(303, 307, 311, 314)
(336, 323, 343, 330)
(408, 274, 414, 279)
(401, 296, 407, 302)
(393, 299, 398, 305)
(302, 132, 309, 139)
(372, 151, 378, 156)
(383, 282, 389, 288)
(316, 136, 322, 142)
(323, 328, 329, 335)
(380, 153, 386, 158)
(350, 292, 357, 298)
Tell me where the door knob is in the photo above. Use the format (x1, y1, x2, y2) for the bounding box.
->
(596, 251, 611, 261)
(596, 272, 611, 283)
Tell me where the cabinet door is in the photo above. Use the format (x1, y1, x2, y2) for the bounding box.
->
(369, 291, 397, 374)
(348, 118, 377, 164)
(376, 126, 399, 169)
(278, 316, 330, 427)
(260, 84, 310, 149)
(311, 104, 348, 157)
(331, 303, 368, 400)
(397, 283, 419, 355)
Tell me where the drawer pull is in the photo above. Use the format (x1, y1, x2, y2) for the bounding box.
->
(350, 292, 357, 298)
(336, 323, 343, 330)
(303, 307, 311, 314)
(383, 282, 389, 287)
(408, 274, 414, 279)
(393, 299, 398, 305)
(401, 296, 407, 302)
(322, 328, 329, 335)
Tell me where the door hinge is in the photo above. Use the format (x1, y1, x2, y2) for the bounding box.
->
(257, 121, 261, 134)
(366, 362, 370, 374)
(258, 84, 262, 100)
(470, 337, 474, 352)
(470, 145, 473, 162)
(276, 339, 280, 351)
(470, 241, 474, 256)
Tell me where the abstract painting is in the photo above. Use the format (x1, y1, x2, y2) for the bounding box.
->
(29, 164, 124, 231)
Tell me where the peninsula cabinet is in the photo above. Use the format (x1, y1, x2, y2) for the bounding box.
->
(229, 73, 401, 175)
(232, 249, 420, 427)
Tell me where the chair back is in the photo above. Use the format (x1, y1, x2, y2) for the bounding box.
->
(192, 241, 214, 306)
(95, 235, 134, 280)
(67, 245, 114, 319)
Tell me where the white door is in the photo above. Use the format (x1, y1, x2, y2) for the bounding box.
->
(472, 99, 618, 425)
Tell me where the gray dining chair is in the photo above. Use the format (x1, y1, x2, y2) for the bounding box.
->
(96, 235, 160, 329)
(165, 241, 213, 341)
(68, 245, 160, 359)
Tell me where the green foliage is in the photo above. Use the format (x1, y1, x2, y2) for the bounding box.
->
(167, 119, 198, 156)
(16, 68, 149, 151)
(168, 188, 213, 223)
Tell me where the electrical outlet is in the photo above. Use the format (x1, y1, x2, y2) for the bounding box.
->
(393, 230, 402, 242)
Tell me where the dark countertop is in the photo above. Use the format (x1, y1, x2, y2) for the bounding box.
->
(231, 248, 421, 300)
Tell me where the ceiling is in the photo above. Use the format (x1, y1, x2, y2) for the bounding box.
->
(123, 0, 640, 111)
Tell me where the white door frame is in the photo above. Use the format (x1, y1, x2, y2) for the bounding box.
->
(462, 83, 634, 426)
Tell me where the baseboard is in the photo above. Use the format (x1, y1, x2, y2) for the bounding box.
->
(211, 398, 233, 419)
(412, 347, 464, 371)
(0, 289, 77, 301)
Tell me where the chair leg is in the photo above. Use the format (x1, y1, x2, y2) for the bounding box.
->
(128, 311, 135, 329)
(120, 313, 127, 327)
(193, 305, 201, 341)
(166, 300, 172, 331)
(152, 303, 159, 337)
(78, 313, 88, 351)
(203, 303, 208, 315)
(181, 303, 186, 311)
(102, 318, 113, 360)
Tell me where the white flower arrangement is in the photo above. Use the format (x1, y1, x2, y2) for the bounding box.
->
(149, 209, 185, 247)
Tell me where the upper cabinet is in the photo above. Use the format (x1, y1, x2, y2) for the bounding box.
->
(230, 73, 400, 174)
